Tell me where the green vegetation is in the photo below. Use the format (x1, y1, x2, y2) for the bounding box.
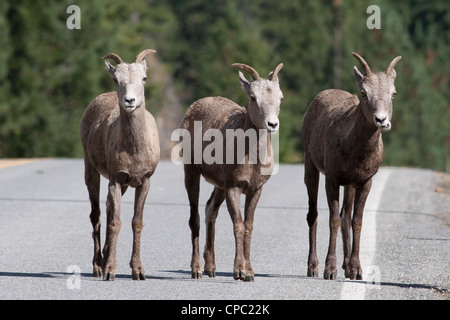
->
(0, 0, 448, 171)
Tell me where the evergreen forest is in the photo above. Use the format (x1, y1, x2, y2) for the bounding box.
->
(0, 0, 448, 171)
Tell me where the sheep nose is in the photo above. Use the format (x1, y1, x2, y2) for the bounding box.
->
(267, 121, 279, 131)
(374, 116, 387, 126)
(125, 97, 135, 105)
(374, 115, 391, 131)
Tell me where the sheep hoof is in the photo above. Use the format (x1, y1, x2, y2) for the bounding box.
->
(103, 272, 115, 281)
(132, 272, 146, 280)
(205, 270, 216, 278)
(307, 270, 319, 277)
(244, 274, 255, 282)
(233, 270, 246, 281)
(191, 271, 202, 279)
(346, 271, 363, 280)
(93, 270, 102, 278)
(323, 271, 337, 280)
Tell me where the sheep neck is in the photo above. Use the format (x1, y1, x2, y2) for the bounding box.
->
(243, 112, 273, 163)
(118, 104, 148, 153)
(346, 102, 382, 156)
(243, 113, 256, 132)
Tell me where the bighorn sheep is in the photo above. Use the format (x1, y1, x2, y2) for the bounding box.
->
(80, 49, 160, 280)
(180, 63, 283, 281)
(302, 52, 401, 280)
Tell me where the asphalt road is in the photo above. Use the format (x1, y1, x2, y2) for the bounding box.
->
(0, 159, 448, 301)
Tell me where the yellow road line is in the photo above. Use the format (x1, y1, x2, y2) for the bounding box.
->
(0, 158, 46, 170)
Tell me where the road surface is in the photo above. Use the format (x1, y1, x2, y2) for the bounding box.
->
(0, 159, 448, 302)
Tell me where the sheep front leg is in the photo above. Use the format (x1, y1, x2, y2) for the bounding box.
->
(324, 177, 340, 280)
(347, 178, 372, 280)
(304, 154, 320, 277)
(341, 186, 355, 274)
(84, 159, 103, 278)
(130, 178, 150, 280)
(226, 187, 247, 281)
(185, 165, 202, 279)
(102, 180, 122, 281)
(242, 188, 262, 282)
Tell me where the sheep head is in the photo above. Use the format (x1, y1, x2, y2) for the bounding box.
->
(352, 52, 401, 132)
(232, 63, 284, 133)
(102, 49, 157, 113)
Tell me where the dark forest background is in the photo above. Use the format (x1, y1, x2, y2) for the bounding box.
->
(0, 0, 448, 171)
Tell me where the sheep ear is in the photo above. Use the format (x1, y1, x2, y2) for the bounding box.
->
(238, 71, 251, 93)
(353, 66, 364, 85)
(104, 61, 116, 75)
(390, 68, 397, 80)
(140, 58, 147, 69)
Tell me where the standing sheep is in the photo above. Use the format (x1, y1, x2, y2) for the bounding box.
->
(181, 63, 283, 281)
(302, 52, 401, 280)
(80, 49, 160, 280)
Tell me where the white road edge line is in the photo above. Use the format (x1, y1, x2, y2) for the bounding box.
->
(340, 168, 392, 300)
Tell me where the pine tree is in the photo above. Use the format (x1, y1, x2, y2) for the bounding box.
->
(0, 0, 447, 170)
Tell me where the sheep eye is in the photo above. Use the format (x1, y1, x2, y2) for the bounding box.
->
(280, 97, 284, 102)
(360, 90, 367, 98)
(250, 94, 256, 102)
(113, 78, 118, 85)
(392, 92, 396, 99)
(143, 77, 147, 82)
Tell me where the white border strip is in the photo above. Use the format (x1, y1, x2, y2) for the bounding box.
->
(340, 168, 392, 300)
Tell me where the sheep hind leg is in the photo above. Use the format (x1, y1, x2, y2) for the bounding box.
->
(84, 159, 103, 278)
(203, 187, 225, 278)
(185, 165, 202, 279)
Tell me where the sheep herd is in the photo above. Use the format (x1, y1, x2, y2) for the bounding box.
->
(80, 49, 401, 281)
